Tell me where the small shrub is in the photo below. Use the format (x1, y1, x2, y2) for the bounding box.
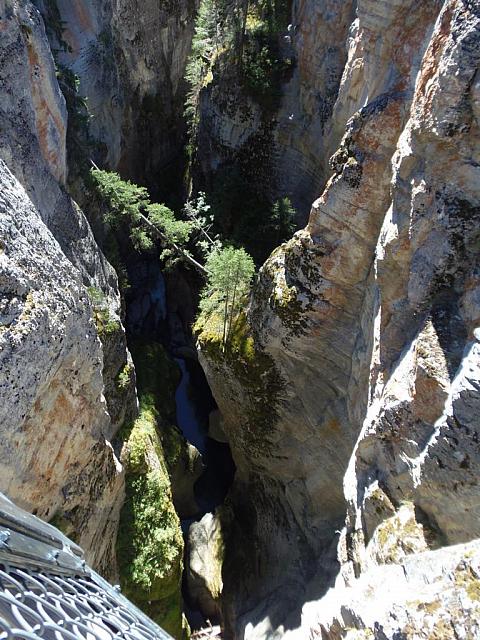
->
(117, 363, 133, 390)
(86, 286, 120, 337)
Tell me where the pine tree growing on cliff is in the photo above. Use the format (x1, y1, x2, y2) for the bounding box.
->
(91, 169, 257, 341)
(200, 246, 255, 349)
(90, 168, 207, 274)
(185, 0, 241, 135)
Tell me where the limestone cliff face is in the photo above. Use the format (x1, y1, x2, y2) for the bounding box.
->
(3, 0, 479, 637)
(0, 157, 124, 577)
(0, 1, 132, 578)
(197, 0, 480, 636)
(35, 0, 198, 191)
(195, 0, 355, 219)
(0, 3, 200, 626)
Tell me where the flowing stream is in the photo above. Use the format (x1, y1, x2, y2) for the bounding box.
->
(126, 262, 233, 627)
(175, 359, 208, 455)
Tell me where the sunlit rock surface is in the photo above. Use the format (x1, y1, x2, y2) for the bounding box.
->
(187, 511, 226, 622)
(0, 160, 123, 577)
(0, 1, 130, 579)
(1, 0, 479, 636)
(198, 0, 480, 637)
(293, 539, 480, 639)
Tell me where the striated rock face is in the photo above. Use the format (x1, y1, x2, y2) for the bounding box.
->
(1, 0, 200, 611)
(197, 0, 480, 636)
(338, 0, 480, 587)
(0, 1, 132, 579)
(35, 0, 199, 191)
(272, 0, 356, 215)
(195, 0, 355, 220)
(3, 0, 479, 637)
(0, 159, 123, 577)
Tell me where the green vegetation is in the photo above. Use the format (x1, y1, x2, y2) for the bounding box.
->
(185, 0, 240, 136)
(86, 286, 120, 337)
(240, 1, 293, 109)
(199, 247, 255, 350)
(90, 169, 192, 253)
(185, 0, 292, 133)
(90, 166, 264, 357)
(55, 64, 93, 170)
(117, 342, 187, 639)
(194, 309, 284, 459)
(118, 400, 186, 638)
(116, 363, 134, 390)
(183, 191, 222, 258)
(89, 169, 209, 275)
(185, 0, 296, 262)
(89, 172, 267, 327)
(208, 165, 296, 263)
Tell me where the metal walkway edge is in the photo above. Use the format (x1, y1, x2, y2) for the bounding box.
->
(0, 493, 172, 639)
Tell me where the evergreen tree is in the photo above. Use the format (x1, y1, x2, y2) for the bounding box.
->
(90, 169, 206, 274)
(184, 191, 222, 257)
(200, 247, 255, 349)
(91, 170, 258, 346)
(185, 0, 243, 132)
(267, 196, 296, 247)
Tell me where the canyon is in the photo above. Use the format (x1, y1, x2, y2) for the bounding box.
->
(0, 0, 479, 639)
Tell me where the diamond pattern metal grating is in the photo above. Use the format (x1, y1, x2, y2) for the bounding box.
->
(0, 494, 171, 640)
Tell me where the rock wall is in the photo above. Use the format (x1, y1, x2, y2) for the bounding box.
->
(34, 0, 199, 194)
(0, 156, 124, 577)
(0, 0, 133, 579)
(3, 0, 479, 637)
(194, 0, 355, 221)
(0, 0, 202, 588)
(299, 537, 480, 639)
(197, 0, 480, 637)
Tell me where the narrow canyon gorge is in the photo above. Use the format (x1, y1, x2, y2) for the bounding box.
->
(0, 0, 479, 639)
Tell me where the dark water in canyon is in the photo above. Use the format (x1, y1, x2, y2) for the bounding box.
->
(175, 356, 235, 521)
(174, 356, 235, 628)
(126, 263, 234, 627)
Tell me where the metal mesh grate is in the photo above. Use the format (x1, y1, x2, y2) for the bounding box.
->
(0, 562, 166, 640)
(0, 493, 171, 640)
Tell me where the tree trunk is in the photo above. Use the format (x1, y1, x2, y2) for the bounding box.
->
(139, 212, 208, 276)
(238, 0, 249, 70)
(226, 265, 239, 348)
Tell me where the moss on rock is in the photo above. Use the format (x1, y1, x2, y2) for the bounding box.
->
(117, 341, 189, 639)
(370, 502, 429, 566)
(195, 309, 284, 459)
